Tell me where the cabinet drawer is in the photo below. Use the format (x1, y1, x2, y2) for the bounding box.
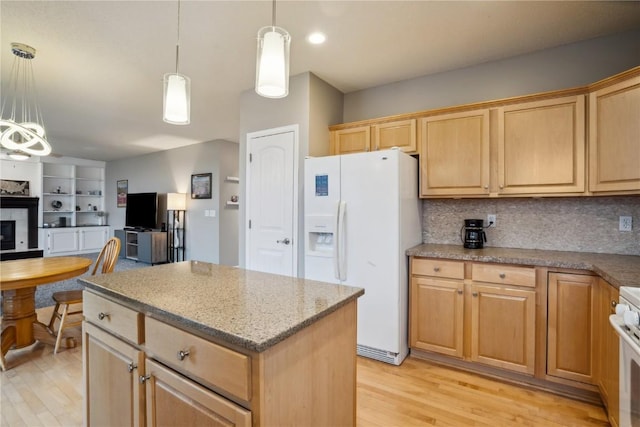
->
(472, 264, 535, 288)
(412, 258, 464, 280)
(83, 291, 143, 344)
(145, 316, 251, 402)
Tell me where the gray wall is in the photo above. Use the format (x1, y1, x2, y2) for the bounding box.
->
(105, 140, 239, 264)
(238, 72, 343, 272)
(339, 28, 640, 256)
(343, 29, 640, 122)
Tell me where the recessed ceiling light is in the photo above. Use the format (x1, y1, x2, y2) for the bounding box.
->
(307, 32, 326, 45)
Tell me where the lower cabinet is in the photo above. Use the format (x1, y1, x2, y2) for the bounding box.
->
(597, 279, 620, 427)
(144, 359, 251, 427)
(42, 226, 108, 256)
(83, 290, 357, 426)
(83, 323, 145, 427)
(547, 272, 598, 384)
(410, 258, 536, 375)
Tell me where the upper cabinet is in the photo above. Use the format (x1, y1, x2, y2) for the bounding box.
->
(330, 118, 418, 155)
(328, 66, 639, 198)
(497, 95, 585, 195)
(588, 73, 640, 194)
(419, 109, 490, 197)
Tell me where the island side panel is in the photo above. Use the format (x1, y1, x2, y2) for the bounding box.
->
(253, 300, 357, 426)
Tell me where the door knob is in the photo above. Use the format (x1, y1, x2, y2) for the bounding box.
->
(277, 238, 291, 245)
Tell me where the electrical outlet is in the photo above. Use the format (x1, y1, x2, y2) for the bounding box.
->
(487, 214, 496, 227)
(619, 216, 632, 232)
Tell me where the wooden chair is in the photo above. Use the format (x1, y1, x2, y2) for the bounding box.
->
(47, 237, 121, 353)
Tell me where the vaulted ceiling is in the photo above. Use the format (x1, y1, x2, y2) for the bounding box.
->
(2, 1, 639, 161)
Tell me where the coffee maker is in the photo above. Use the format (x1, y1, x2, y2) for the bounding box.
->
(461, 219, 486, 249)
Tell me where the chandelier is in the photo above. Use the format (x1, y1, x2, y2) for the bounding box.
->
(0, 43, 52, 159)
(255, 0, 291, 98)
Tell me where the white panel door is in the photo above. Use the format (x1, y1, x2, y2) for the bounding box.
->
(46, 228, 79, 255)
(340, 151, 400, 352)
(79, 227, 108, 251)
(246, 128, 297, 277)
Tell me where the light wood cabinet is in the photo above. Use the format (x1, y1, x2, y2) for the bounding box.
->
(588, 73, 640, 194)
(410, 258, 535, 375)
(419, 109, 490, 197)
(144, 359, 251, 427)
(497, 95, 585, 195)
(84, 290, 358, 426)
(596, 279, 620, 427)
(331, 126, 370, 154)
(330, 119, 418, 155)
(469, 263, 536, 374)
(83, 321, 145, 427)
(547, 272, 598, 384)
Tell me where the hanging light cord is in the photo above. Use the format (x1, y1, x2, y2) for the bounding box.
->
(271, 0, 276, 28)
(175, 0, 181, 74)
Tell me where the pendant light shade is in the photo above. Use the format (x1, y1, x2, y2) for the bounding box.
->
(163, 0, 191, 125)
(256, 26, 291, 98)
(0, 43, 52, 158)
(163, 73, 190, 125)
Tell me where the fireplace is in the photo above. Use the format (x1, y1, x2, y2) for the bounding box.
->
(0, 197, 43, 260)
(1, 220, 16, 250)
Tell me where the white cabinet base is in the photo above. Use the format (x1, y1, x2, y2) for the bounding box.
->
(41, 226, 108, 256)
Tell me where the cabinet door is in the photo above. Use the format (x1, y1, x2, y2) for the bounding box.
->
(46, 229, 79, 254)
(83, 322, 145, 427)
(373, 119, 417, 153)
(331, 126, 371, 155)
(547, 273, 597, 384)
(497, 95, 585, 195)
(597, 280, 620, 426)
(589, 74, 640, 193)
(79, 227, 107, 251)
(470, 284, 536, 374)
(410, 276, 464, 357)
(145, 359, 251, 427)
(419, 109, 490, 197)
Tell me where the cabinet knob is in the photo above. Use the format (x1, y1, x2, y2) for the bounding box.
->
(611, 300, 617, 308)
(484, 185, 489, 190)
(472, 292, 478, 297)
(97, 312, 110, 321)
(177, 349, 191, 361)
(433, 267, 441, 272)
(457, 289, 463, 295)
(139, 375, 151, 384)
(499, 273, 506, 279)
(127, 363, 137, 373)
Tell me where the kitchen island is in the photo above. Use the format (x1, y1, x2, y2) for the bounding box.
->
(80, 261, 364, 426)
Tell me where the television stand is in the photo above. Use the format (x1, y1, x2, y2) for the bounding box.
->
(114, 229, 167, 265)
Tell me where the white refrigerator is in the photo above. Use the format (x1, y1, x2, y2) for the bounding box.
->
(304, 149, 422, 365)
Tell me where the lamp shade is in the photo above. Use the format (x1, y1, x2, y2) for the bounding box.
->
(163, 73, 190, 125)
(255, 26, 290, 98)
(167, 192, 187, 211)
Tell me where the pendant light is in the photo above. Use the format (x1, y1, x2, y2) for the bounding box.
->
(255, 0, 291, 98)
(0, 43, 52, 158)
(163, 0, 190, 125)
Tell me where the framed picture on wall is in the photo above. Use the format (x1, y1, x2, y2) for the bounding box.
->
(191, 173, 212, 199)
(117, 179, 128, 207)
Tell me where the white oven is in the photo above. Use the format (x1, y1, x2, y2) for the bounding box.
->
(611, 286, 640, 427)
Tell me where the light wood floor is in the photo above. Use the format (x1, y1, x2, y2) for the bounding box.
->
(1, 307, 610, 427)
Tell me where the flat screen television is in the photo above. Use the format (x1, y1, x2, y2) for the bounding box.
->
(125, 192, 158, 230)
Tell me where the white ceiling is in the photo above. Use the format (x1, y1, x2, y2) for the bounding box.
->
(2, 1, 639, 162)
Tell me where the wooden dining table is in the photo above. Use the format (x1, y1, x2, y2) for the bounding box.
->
(0, 256, 92, 370)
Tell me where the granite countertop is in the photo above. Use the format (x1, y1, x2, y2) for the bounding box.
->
(406, 244, 640, 289)
(80, 261, 364, 352)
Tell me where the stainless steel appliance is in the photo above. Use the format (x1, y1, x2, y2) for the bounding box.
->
(461, 219, 487, 249)
(610, 286, 640, 427)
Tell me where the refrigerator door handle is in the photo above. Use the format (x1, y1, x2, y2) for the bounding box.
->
(336, 200, 347, 281)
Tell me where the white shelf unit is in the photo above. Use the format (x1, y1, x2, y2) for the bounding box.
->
(41, 162, 105, 227)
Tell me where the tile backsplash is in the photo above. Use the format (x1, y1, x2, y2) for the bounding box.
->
(422, 196, 640, 255)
